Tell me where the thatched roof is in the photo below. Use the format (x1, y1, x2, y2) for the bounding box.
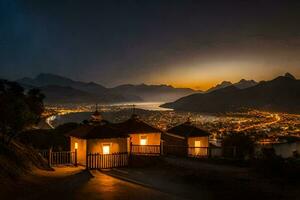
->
(68, 115, 161, 139)
(116, 114, 162, 134)
(167, 121, 210, 138)
(68, 122, 128, 139)
(67, 124, 94, 138)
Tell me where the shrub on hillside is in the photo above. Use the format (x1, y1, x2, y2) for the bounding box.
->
(0, 80, 44, 143)
(18, 122, 79, 151)
(0, 140, 51, 179)
(222, 133, 255, 160)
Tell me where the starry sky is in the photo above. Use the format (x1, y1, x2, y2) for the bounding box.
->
(1, 0, 300, 90)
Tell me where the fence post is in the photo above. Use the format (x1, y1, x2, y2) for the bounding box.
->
(208, 147, 211, 158)
(233, 146, 237, 158)
(48, 148, 52, 167)
(74, 149, 78, 167)
(130, 142, 133, 155)
(160, 141, 164, 156)
(129, 142, 133, 166)
(86, 152, 89, 170)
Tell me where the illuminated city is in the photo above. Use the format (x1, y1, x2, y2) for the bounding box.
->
(44, 104, 300, 145)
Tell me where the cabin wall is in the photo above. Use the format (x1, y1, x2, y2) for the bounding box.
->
(70, 136, 87, 165)
(255, 141, 300, 158)
(163, 132, 186, 146)
(187, 136, 209, 147)
(272, 142, 300, 158)
(129, 133, 161, 145)
(87, 138, 129, 154)
(187, 136, 209, 157)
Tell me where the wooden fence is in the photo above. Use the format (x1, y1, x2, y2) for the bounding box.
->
(39, 149, 77, 166)
(130, 145, 161, 155)
(188, 147, 209, 157)
(87, 152, 128, 169)
(38, 145, 237, 169)
(164, 145, 226, 158)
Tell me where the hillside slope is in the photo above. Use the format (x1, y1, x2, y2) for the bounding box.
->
(0, 140, 50, 179)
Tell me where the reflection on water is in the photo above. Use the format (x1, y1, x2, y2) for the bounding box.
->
(100, 102, 173, 111)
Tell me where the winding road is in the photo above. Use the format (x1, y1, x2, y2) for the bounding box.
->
(235, 113, 281, 132)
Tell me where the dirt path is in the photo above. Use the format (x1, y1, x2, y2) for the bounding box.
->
(1, 162, 299, 200)
(104, 158, 300, 200)
(1, 166, 181, 200)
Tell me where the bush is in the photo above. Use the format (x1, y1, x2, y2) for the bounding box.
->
(252, 148, 300, 183)
(0, 80, 44, 143)
(18, 122, 79, 151)
(0, 140, 50, 179)
(222, 133, 255, 160)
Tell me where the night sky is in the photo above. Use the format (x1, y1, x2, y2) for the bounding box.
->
(1, 0, 300, 89)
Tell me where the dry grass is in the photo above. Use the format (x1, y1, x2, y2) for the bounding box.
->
(0, 140, 51, 180)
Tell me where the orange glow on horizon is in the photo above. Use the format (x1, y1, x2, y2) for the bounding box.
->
(146, 61, 300, 91)
(169, 81, 220, 91)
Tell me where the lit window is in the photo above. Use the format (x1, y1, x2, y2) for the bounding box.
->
(75, 142, 78, 150)
(195, 140, 201, 147)
(102, 144, 110, 154)
(195, 140, 201, 155)
(140, 135, 147, 145)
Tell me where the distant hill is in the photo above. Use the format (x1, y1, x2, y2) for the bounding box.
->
(233, 79, 258, 89)
(162, 73, 300, 113)
(17, 73, 199, 103)
(17, 73, 141, 103)
(206, 79, 258, 93)
(37, 85, 104, 103)
(18, 73, 108, 93)
(206, 81, 233, 93)
(111, 84, 200, 102)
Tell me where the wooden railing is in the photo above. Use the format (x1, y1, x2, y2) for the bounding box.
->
(39, 149, 50, 159)
(87, 152, 128, 169)
(188, 147, 209, 157)
(130, 145, 161, 155)
(39, 149, 77, 166)
(164, 145, 224, 158)
(51, 151, 76, 165)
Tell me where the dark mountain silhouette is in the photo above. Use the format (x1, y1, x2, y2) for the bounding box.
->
(17, 73, 141, 103)
(37, 85, 128, 103)
(284, 72, 296, 80)
(233, 79, 258, 89)
(18, 73, 107, 92)
(162, 74, 300, 113)
(111, 84, 200, 102)
(17, 73, 199, 103)
(206, 79, 257, 93)
(206, 81, 233, 93)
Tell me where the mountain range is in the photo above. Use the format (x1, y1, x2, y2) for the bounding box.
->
(17, 73, 198, 104)
(161, 73, 300, 114)
(206, 79, 258, 93)
(111, 84, 196, 102)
